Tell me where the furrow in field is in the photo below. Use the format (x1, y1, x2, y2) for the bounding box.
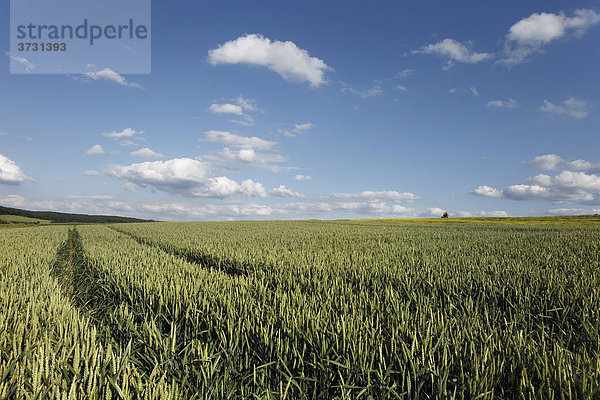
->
(0, 226, 177, 398)
(109, 225, 249, 277)
(48, 227, 180, 398)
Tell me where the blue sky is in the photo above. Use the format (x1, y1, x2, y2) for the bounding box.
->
(1, 0, 599, 220)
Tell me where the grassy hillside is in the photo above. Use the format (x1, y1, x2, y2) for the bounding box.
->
(0, 214, 51, 225)
(0, 205, 152, 224)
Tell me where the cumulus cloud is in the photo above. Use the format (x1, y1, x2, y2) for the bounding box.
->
(104, 157, 267, 198)
(486, 99, 517, 108)
(413, 39, 492, 69)
(420, 207, 446, 218)
(471, 154, 600, 204)
(268, 185, 304, 197)
(203, 130, 276, 150)
(524, 154, 600, 174)
(102, 128, 144, 140)
(528, 154, 563, 170)
(564, 159, 600, 174)
(207, 147, 288, 172)
(208, 34, 331, 87)
(0, 194, 26, 206)
(294, 174, 312, 181)
(208, 103, 244, 116)
(540, 97, 588, 119)
(542, 207, 600, 216)
(130, 147, 164, 159)
(328, 190, 420, 202)
(209, 96, 258, 118)
(476, 210, 509, 217)
(6, 52, 35, 72)
(453, 211, 473, 217)
(0, 154, 31, 184)
(84, 68, 143, 88)
(471, 185, 503, 198)
(86, 144, 105, 155)
(501, 9, 600, 66)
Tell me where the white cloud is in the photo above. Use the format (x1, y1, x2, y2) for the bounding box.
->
(420, 207, 446, 218)
(453, 211, 473, 217)
(230, 116, 255, 127)
(234, 96, 259, 112)
(84, 68, 143, 88)
(6, 52, 35, 72)
(341, 83, 383, 99)
(203, 130, 276, 150)
(293, 123, 314, 133)
(564, 159, 592, 171)
(198, 177, 267, 198)
(501, 9, 600, 66)
(474, 183, 593, 203)
(328, 190, 420, 202)
(552, 170, 600, 191)
(476, 210, 508, 217)
(119, 140, 140, 147)
(209, 96, 259, 126)
(130, 147, 164, 159)
(528, 154, 564, 170)
(208, 34, 331, 87)
(469, 86, 479, 96)
(141, 201, 277, 219)
(396, 85, 407, 91)
(208, 147, 288, 172)
(540, 97, 588, 119)
(268, 185, 304, 197)
(0, 194, 26, 207)
(413, 39, 492, 69)
(294, 174, 312, 181)
(564, 159, 600, 173)
(543, 208, 600, 216)
(390, 205, 413, 214)
(471, 185, 503, 198)
(0, 154, 31, 184)
(0, 193, 422, 221)
(208, 103, 244, 116)
(104, 157, 266, 198)
(83, 170, 100, 176)
(486, 99, 517, 108)
(280, 123, 314, 137)
(527, 174, 553, 186)
(397, 68, 414, 77)
(291, 200, 415, 216)
(472, 155, 600, 204)
(86, 144, 105, 155)
(102, 128, 144, 139)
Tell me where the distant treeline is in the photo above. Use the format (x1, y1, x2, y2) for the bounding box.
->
(0, 205, 152, 224)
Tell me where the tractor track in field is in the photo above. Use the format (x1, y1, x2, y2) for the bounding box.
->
(50, 228, 175, 381)
(49, 226, 298, 396)
(108, 225, 249, 278)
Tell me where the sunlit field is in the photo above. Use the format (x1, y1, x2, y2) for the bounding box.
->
(1, 218, 598, 398)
